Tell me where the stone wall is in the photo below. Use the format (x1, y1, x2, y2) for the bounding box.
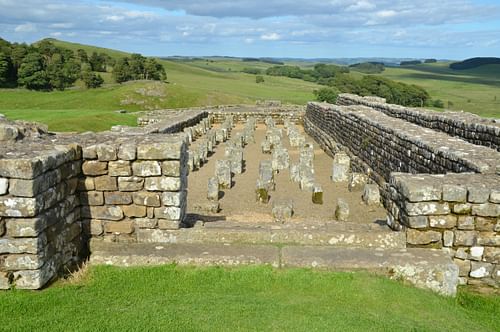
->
(209, 106, 304, 125)
(304, 101, 500, 287)
(388, 173, 499, 286)
(337, 94, 500, 151)
(0, 110, 203, 289)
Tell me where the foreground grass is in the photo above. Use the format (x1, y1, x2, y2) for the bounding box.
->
(0, 265, 498, 331)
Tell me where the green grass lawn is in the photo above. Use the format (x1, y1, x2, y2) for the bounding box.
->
(0, 265, 498, 332)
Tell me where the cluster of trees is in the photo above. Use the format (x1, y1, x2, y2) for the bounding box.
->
(266, 64, 350, 85)
(450, 57, 500, 70)
(241, 58, 284, 65)
(400, 60, 422, 66)
(113, 53, 166, 83)
(0, 38, 167, 90)
(349, 62, 385, 74)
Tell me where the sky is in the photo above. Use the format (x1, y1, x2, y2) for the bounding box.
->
(1, 0, 500, 59)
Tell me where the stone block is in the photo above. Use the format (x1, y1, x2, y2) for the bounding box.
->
(468, 187, 491, 203)
(4, 216, 50, 237)
(443, 231, 454, 247)
(78, 178, 95, 191)
(158, 219, 181, 230)
(470, 261, 493, 278)
(108, 161, 132, 176)
(155, 206, 183, 221)
(289, 164, 300, 183)
(90, 219, 104, 236)
(484, 247, 500, 264)
(94, 176, 118, 191)
(96, 144, 117, 161)
(82, 145, 97, 159)
(429, 215, 457, 229)
(405, 202, 450, 216)
(312, 185, 323, 205)
(475, 217, 496, 231)
(162, 161, 182, 177)
(3, 254, 44, 270)
(86, 206, 123, 221)
(362, 184, 380, 206)
(452, 203, 472, 215)
(0, 178, 8, 195)
(0, 158, 44, 180)
(0, 196, 42, 217)
(133, 192, 161, 207)
(469, 246, 484, 261)
(335, 198, 349, 222)
(104, 221, 135, 234)
(331, 152, 350, 182)
(118, 144, 137, 161)
(477, 232, 500, 246)
(407, 229, 442, 245)
(162, 191, 186, 207)
(193, 202, 220, 214)
(272, 199, 293, 223)
(401, 215, 428, 229)
(122, 205, 147, 218)
(207, 177, 219, 201)
(442, 185, 467, 202)
(453, 231, 477, 246)
(104, 192, 133, 205)
(348, 173, 368, 192)
(82, 161, 108, 176)
(134, 218, 158, 229)
(272, 148, 289, 172)
(256, 179, 270, 204)
(132, 161, 161, 177)
(471, 203, 499, 217)
(145, 177, 182, 191)
(137, 142, 184, 160)
(453, 259, 471, 277)
(490, 190, 500, 204)
(457, 216, 475, 230)
(80, 191, 104, 206)
(13, 264, 54, 289)
(0, 235, 46, 254)
(118, 176, 144, 191)
(216, 160, 232, 189)
(0, 272, 12, 290)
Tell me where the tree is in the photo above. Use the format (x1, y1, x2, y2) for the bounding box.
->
(144, 58, 166, 81)
(314, 87, 339, 104)
(82, 68, 104, 88)
(89, 52, 106, 72)
(129, 53, 146, 79)
(76, 49, 88, 64)
(17, 52, 50, 90)
(255, 75, 265, 83)
(0, 52, 13, 86)
(113, 58, 132, 83)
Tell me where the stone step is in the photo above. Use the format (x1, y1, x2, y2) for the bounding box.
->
(89, 241, 458, 296)
(133, 220, 406, 248)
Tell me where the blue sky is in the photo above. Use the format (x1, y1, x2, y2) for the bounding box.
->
(1, 0, 499, 59)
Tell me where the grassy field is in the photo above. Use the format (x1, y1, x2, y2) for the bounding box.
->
(0, 265, 498, 332)
(379, 62, 500, 118)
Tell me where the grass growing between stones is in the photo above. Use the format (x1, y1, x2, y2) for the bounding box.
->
(0, 265, 498, 332)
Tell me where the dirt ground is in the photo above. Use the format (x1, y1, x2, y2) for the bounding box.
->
(187, 123, 387, 224)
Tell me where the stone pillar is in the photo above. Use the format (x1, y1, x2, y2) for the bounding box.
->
(216, 160, 232, 189)
(332, 152, 350, 182)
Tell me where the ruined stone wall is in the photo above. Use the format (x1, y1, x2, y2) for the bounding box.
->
(304, 101, 500, 287)
(388, 173, 499, 286)
(209, 109, 304, 125)
(0, 144, 83, 289)
(337, 94, 500, 151)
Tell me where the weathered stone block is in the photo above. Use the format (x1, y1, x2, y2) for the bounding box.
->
(477, 232, 500, 246)
(216, 160, 232, 189)
(475, 217, 496, 231)
(207, 177, 219, 201)
(82, 145, 97, 159)
(348, 173, 368, 192)
(104, 221, 135, 234)
(155, 206, 183, 220)
(405, 202, 450, 216)
(454, 231, 477, 246)
(82, 161, 108, 176)
(331, 152, 350, 182)
(80, 191, 104, 206)
(457, 216, 475, 230)
(362, 184, 380, 206)
(118, 144, 136, 161)
(162, 161, 182, 177)
(442, 185, 467, 202)
(90, 219, 104, 236)
(108, 161, 132, 176)
(132, 192, 161, 207)
(401, 215, 428, 229)
(490, 190, 500, 204)
(137, 142, 183, 160)
(429, 215, 457, 229)
(158, 219, 181, 230)
(453, 259, 471, 277)
(3, 254, 44, 270)
(118, 176, 144, 191)
(469, 246, 484, 261)
(468, 187, 491, 203)
(133, 161, 162, 177)
(13, 264, 54, 289)
(452, 203, 472, 215)
(96, 144, 117, 161)
(0, 272, 11, 290)
(471, 203, 499, 217)
(86, 206, 123, 221)
(162, 191, 186, 207)
(0, 158, 44, 180)
(0, 178, 8, 195)
(272, 199, 293, 223)
(256, 179, 270, 204)
(443, 230, 454, 247)
(0, 196, 42, 217)
(94, 176, 118, 191)
(407, 229, 442, 245)
(0, 235, 46, 254)
(122, 205, 147, 218)
(335, 198, 349, 222)
(134, 218, 158, 229)
(312, 185, 323, 205)
(470, 261, 493, 278)
(484, 247, 500, 264)
(78, 178, 95, 191)
(145, 177, 182, 191)
(104, 192, 133, 205)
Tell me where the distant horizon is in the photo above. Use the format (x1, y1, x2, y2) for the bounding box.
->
(2, 0, 500, 59)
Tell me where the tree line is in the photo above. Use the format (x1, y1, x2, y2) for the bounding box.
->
(263, 63, 429, 107)
(0, 38, 166, 91)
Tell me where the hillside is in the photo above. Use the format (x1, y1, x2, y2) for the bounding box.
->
(450, 57, 500, 70)
(39, 38, 130, 60)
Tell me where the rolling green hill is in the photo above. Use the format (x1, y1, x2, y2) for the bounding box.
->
(39, 38, 130, 60)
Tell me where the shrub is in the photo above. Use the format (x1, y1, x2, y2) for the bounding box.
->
(255, 75, 265, 84)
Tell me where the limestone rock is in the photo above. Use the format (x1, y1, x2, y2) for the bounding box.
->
(335, 198, 349, 221)
(348, 173, 368, 192)
(331, 152, 350, 182)
(362, 184, 380, 206)
(272, 199, 293, 223)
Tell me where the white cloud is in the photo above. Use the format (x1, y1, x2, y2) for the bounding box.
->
(261, 32, 281, 41)
(14, 23, 37, 33)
